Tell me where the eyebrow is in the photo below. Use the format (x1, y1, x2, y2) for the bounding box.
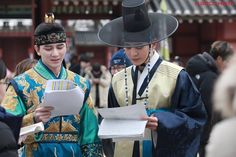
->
(44, 43, 65, 48)
(56, 43, 65, 46)
(44, 45, 52, 48)
(124, 42, 147, 47)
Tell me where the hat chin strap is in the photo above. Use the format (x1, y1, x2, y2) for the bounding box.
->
(139, 44, 153, 66)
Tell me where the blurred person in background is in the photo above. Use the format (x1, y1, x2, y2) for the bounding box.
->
(186, 41, 234, 157)
(68, 53, 79, 70)
(14, 58, 38, 76)
(69, 53, 91, 77)
(6, 68, 14, 80)
(109, 48, 132, 76)
(0, 59, 7, 103)
(0, 107, 22, 157)
(0, 58, 22, 157)
(171, 56, 183, 67)
(85, 63, 111, 114)
(206, 54, 236, 157)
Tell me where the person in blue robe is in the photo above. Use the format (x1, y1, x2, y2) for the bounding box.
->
(98, 0, 207, 156)
(1, 13, 103, 157)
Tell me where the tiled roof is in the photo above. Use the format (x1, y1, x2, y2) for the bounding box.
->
(150, 0, 236, 21)
(74, 0, 236, 45)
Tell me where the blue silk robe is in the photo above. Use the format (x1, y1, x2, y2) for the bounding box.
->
(1, 60, 103, 157)
(108, 52, 207, 157)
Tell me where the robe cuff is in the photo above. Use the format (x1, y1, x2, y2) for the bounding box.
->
(22, 112, 35, 127)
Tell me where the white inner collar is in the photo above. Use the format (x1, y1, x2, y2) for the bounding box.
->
(132, 51, 160, 94)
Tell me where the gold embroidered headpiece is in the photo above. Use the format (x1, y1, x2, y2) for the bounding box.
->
(34, 13, 66, 46)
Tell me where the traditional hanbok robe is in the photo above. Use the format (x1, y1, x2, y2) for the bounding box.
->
(108, 52, 207, 157)
(1, 60, 103, 157)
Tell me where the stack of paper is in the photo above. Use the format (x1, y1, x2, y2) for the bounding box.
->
(20, 122, 44, 136)
(97, 104, 147, 141)
(42, 79, 85, 118)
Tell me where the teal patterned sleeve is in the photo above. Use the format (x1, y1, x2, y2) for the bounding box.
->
(79, 80, 103, 157)
(2, 85, 36, 128)
(1, 85, 26, 116)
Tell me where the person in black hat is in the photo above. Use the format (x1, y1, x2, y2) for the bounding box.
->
(109, 49, 132, 76)
(98, 0, 207, 156)
(1, 13, 103, 157)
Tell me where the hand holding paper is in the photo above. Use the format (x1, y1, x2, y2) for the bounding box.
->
(145, 116, 158, 131)
(34, 106, 54, 123)
(97, 104, 148, 141)
(41, 79, 85, 118)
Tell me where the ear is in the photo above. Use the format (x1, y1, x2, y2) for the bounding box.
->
(217, 55, 223, 61)
(216, 56, 225, 72)
(232, 89, 236, 113)
(152, 42, 160, 50)
(34, 45, 41, 56)
(65, 43, 68, 51)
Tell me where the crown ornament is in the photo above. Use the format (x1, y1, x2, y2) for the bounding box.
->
(44, 13, 55, 23)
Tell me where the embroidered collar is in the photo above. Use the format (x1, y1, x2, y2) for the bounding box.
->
(33, 59, 67, 80)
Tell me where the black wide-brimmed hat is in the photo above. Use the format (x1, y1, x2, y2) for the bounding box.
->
(98, 0, 178, 47)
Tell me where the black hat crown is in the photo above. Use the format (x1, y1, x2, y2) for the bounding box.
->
(122, 0, 150, 32)
(98, 0, 178, 47)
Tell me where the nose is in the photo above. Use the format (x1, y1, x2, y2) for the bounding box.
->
(51, 48, 59, 57)
(114, 68, 120, 73)
(111, 69, 117, 75)
(130, 48, 140, 58)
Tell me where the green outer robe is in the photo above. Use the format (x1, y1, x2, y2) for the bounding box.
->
(1, 60, 103, 157)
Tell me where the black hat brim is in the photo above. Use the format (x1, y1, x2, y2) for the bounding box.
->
(98, 13, 178, 47)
